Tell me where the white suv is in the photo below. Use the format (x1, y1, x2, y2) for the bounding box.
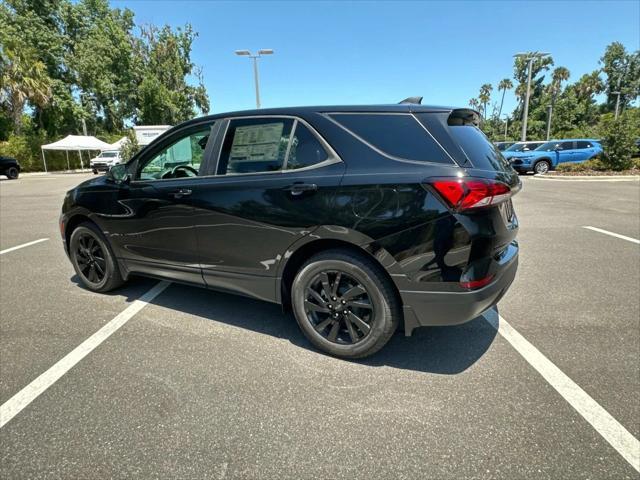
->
(90, 150, 122, 174)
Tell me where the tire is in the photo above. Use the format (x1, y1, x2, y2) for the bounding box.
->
(291, 249, 400, 359)
(6, 167, 19, 179)
(92, 169, 98, 174)
(533, 159, 551, 175)
(69, 222, 125, 293)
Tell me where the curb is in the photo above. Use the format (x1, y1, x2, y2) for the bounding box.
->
(532, 174, 640, 182)
(21, 170, 93, 176)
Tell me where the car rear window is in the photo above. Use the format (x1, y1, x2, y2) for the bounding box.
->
(328, 113, 453, 164)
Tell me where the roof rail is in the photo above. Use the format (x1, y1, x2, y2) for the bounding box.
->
(398, 96, 423, 105)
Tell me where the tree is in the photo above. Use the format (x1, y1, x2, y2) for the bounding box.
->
(133, 24, 210, 125)
(600, 42, 640, 113)
(545, 67, 570, 138)
(599, 112, 638, 170)
(497, 78, 513, 119)
(478, 83, 493, 119)
(0, 42, 52, 133)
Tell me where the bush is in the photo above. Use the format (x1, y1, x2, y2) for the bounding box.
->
(556, 159, 608, 173)
(599, 114, 637, 170)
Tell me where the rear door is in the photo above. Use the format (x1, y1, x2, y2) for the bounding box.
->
(190, 116, 345, 301)
(575, 140, 596, 161)
(557, 141, 577, 164)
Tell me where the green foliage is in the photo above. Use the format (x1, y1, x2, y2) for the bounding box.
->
(120, 130, 140, 162)
(599, 113, 638, 170)
(0, 0, 210, 171)
(556, 159, 607, 173)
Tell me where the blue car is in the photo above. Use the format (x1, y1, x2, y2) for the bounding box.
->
(507, 139, 603, 174)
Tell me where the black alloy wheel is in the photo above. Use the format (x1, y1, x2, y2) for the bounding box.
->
(291, 249, 400, 359)
(304, 270, 374, 345)
(69, 223, 124, 292)
(75, 232, 107, 285)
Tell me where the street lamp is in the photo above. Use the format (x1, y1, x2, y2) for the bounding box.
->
(235, 49, 274, 108)
(514, 51, 550, 141)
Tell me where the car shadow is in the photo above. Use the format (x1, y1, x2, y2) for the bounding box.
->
(70, 274, 160, 303)
(121, 279, 499, 375)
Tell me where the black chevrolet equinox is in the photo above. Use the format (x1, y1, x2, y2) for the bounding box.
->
(61, 99, 520, 358)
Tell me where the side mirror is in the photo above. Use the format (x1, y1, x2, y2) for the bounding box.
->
(107, 164, 131, 185)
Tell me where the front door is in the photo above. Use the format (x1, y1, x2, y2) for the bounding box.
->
(107, 122, 216, 284)
(190, 116, 345, 302)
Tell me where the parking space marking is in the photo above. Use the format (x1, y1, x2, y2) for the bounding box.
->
(0, 238, 49, 255)
(484, 310, 640, 472)
(582, 226, 640, 245)
(0, 281, 170, 429)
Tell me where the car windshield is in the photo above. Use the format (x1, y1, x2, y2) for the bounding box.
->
(100, 152, 118, 158)
(505, 143, 527, 152)
(535, 142, 561, 152)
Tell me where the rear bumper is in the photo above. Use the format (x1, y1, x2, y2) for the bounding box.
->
(399, 241, 518, 335)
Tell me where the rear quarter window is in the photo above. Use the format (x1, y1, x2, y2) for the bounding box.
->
(328, 113, 453, 164)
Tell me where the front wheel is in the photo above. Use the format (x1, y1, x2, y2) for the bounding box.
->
(291, 249, 400, 359)
(69, 222, 125, 292)
(534, 160, 551, 175)
(6, 167, 19, 179)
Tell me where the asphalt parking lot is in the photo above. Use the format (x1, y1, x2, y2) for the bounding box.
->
(0, 173, 638, 479)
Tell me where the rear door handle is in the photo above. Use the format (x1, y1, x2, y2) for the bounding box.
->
(284, 183, 318, 196)
(169, 188, 192, 199)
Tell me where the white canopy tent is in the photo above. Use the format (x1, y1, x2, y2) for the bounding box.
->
(40, 135, 112, 172)
(106, 137, 129, 151)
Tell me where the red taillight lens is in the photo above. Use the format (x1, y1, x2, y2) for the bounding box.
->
(430, 178, 512, 211)
(460, 274, 494, 290)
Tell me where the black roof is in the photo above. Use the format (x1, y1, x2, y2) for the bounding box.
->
(178, 103, 464, 129)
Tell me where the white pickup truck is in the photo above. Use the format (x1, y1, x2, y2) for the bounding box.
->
(90, 150, 122, 174)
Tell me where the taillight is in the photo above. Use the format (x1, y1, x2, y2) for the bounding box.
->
(429, 178, 512, 211)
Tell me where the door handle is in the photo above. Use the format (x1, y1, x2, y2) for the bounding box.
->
(169, 188, 192, 199)
(284, 183, 318, 196)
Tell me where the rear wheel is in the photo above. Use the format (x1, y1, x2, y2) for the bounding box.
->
(534, 159, 551, 175)
(291, 249, 400, 359)
(69, 222, 124, 292)
(6, 167, 19, 179)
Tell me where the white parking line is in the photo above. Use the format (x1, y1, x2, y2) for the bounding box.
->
(0, 281, 170, 429)
(0, 238, 49, 255)
(484, 310, 640, 473)
(582, 226, 640, 245)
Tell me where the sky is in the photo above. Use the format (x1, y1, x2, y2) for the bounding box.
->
(111, 0, 640, 115)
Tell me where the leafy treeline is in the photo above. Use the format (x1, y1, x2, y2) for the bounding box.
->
(0, 0, 209, 170)
(470, 42, 639, 143)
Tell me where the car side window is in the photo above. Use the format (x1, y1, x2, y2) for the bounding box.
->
(284, 123, 328, 170)
(561, 141, 575, 150)
(576, 141, 592, 149)
(218, 118, 294, 175)
(138, 125, 212, 180)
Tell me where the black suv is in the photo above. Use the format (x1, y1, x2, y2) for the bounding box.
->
(61, 101, 520, 358)
(0, 156, 20, 179)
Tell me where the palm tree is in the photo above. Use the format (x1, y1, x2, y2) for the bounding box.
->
(0, 44, 52, 133)
(545, 66, 570, 140)
(497, 78, 513, 119)
(478, 83, 493, 119)
(469, 98, 481, 111)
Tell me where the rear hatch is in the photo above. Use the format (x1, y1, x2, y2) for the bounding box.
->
(416, 109, 520, 289)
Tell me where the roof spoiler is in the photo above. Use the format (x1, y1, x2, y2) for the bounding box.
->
(398, 96, 423, 105)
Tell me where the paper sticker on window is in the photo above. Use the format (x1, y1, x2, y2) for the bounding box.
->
(230, 123, 284, 161)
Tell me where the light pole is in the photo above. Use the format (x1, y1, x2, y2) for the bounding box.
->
(235, 49, 274, 108)
(514, 51, 550, 141)
(504, 115, 509, 141)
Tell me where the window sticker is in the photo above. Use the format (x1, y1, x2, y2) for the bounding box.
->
(230, 123, 285, 161)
